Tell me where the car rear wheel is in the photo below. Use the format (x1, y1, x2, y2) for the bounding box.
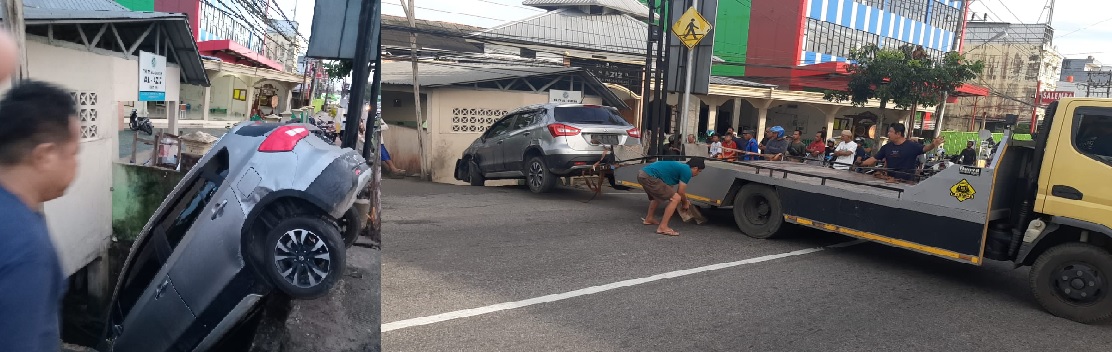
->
(339, 207, 362, 248)
(468, 160, 485, 186)
(263, 217, 346, 299)
(526, 156, 556, 193)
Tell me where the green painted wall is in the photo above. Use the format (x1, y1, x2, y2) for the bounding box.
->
(710, 0, 751, 77)
(114, 0, 155, 11)
(640, 0, 752, 77)
(112, 163, 185, 241)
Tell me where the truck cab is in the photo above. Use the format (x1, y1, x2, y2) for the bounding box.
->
(1009, 98, 1112, 323)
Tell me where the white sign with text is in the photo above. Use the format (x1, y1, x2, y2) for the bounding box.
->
(549, 90, 583, 104)
(138, 51, 167, 101)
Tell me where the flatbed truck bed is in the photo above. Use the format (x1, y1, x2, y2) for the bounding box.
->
(613, 97, 1112, 324)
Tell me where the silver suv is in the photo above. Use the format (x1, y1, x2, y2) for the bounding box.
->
(454, 103, 641, 193)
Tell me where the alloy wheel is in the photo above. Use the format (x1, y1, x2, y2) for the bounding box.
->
(273, 228, 333, 288)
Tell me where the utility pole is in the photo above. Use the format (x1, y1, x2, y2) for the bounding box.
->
(339, 0, 377, 149)
(3, 0, 27, 84)
(1030, 0, 1056, 134)
(401, 0, 428, 180)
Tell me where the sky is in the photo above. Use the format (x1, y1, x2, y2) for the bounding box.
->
(274, 0, 1112, 63)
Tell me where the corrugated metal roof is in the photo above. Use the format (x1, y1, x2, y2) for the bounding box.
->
(380, 60, 628, 109)
(476, 8, 646, 55)
(24, 0, 128, 12)
(381, 61, 575, 87)
(709, 76, 777, 88)
(9, 8, 209, 86)
(381, 15, 485, 53)
(522, 0, 649, 19)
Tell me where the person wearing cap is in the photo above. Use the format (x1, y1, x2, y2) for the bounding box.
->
(853, 137, 872, 173)
(637, 158, 706, 236)
(740, 129, 760, 161)
(831, 130, 858, 170)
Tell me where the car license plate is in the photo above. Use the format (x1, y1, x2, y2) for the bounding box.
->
(591, 134, 620, 145)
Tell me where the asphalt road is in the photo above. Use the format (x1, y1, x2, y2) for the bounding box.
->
(380, 179, 1112, 351)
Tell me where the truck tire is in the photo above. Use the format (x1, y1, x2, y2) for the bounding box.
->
(526, 156, 556, 193)
(732, 184, 786, 239)
(468, 160, 485, 186)
(1029, 242, 1112, 324)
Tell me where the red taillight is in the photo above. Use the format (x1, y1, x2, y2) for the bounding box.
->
(627, 127, 642, 139)
(259, 125, 310, 152)
(547, 123, 581, 137)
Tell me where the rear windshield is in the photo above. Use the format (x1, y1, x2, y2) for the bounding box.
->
(553, 107, 628, 126)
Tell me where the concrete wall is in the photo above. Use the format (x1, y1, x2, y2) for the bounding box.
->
(409, 87, 602, 185)
(21, 38, 180, 275)
(111, 163, 186, 241)
(180, 83, 206, 115)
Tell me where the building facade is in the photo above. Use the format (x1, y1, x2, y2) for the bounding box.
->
(646, 0, 969, 79)
(944, 21, 1062, 131)
(1060, 56, 1103, 82)
(116, 0, 306, 123)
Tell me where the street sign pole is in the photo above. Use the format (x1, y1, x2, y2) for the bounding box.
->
(671, 4, 711, 143)
(680, 46, 694, 139)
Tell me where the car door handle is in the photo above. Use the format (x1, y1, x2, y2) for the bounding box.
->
(154, 277, 170, 300)
(1052, 185, 1083, 200)
(211, 200, 227, 220)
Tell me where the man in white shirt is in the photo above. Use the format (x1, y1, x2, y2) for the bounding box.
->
(831, 130, 858, 170)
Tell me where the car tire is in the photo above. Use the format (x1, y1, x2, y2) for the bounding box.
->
(262, 217, 346, 300)
(526, 156, 556, 193)
(1030, 242, 1112, 324)
(339, 207, 361, 248)
(732, 184, 786, 239)
(468, 160, 485, 186)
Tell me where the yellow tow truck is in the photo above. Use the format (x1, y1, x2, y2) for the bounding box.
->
(616, 98, 1112, 323)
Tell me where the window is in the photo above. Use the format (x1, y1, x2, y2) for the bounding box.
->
(889, 0, 930, 22)
(484, 115, 516, 139)
(554, 107, 628, 126)
(1074, 108, 1112, 165)
(512, 110, 541, 130)
(804, 18, 880, 59)
(856, 0, 884, 9)
(112, 149, 230, 323)
(930, 1, 962, 32)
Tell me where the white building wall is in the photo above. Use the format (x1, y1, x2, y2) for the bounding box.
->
(22, 37, 181, 275)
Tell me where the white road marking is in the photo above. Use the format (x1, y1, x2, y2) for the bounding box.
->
(381, 240, 866, 332)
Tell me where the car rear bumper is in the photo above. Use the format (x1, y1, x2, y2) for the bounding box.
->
(545, 153, 615, 175)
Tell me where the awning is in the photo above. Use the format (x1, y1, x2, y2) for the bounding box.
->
(197, 40, 284, 71)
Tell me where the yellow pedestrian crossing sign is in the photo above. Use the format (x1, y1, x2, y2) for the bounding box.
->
(672, 6, 712, 49)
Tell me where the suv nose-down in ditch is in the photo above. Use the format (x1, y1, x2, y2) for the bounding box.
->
(454, 103, 641, 193)
(98, 121, 372, 352)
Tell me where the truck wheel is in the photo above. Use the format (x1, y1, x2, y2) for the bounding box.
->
(1030, 242, 1112, 323)
(263, 217, 346, 300)
(468, 160, 485, 186)
(732, 184, 785, 239)
(526, 156, 556, 193)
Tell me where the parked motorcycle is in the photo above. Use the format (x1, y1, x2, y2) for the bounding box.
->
(129, 109, 153, 136)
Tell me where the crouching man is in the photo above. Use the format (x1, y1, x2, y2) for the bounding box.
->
(637, 158, 706, 236)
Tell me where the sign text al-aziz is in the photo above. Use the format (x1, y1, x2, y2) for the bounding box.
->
(141, 67, 164, 91)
